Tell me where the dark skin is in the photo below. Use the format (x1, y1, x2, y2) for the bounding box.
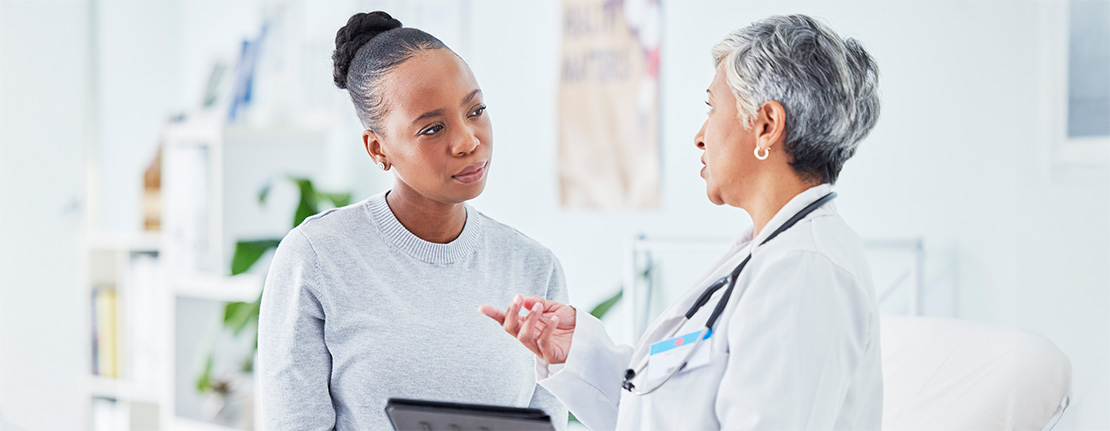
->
(362, 49, 493, 244)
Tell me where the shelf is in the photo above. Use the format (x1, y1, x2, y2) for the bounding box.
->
(173, 273, 264, 303)
(86, 375, 160, 404)
(85, 232, 163, 253)
(174, 417, 247, 431)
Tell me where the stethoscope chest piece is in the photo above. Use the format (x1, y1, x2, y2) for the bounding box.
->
(622, 369, 636, 392)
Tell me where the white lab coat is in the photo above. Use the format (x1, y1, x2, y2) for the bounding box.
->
(536, 184, 883, 430)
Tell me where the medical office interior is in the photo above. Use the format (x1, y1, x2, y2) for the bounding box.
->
(0, 0, 1107, 430)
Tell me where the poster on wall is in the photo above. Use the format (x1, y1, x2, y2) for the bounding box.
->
(558, 0, 662, 209)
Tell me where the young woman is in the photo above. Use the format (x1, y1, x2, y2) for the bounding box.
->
(258, 11, 568, 430)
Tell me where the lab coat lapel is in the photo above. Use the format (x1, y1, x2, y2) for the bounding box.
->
(748, 183, 834, 255)
(629, 225, 755, 359)
(638, 184, 833, 341)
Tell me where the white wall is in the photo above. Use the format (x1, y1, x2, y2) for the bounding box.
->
(93, 0, 184, 234)
(465, 1, 1108, 428)
(0, 0, 1105, 429)
(0, 0, 5, 426)
(0, 1, 89, 429)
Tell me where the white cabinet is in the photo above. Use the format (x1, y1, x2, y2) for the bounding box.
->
(81, 233, 166, 431)
(162, 122, 327, 278)
(83, 121, 328, 431)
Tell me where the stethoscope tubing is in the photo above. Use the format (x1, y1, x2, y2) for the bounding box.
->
(621, 192, 837, 395)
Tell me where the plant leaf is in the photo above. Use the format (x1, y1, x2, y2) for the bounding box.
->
(589, 289, 623, 319)
(196, 353, 214, 392)
(320, 192, 352, 208)
(223, 301, 251, 334)
(291, 177, 320, 227)
(223, 301, 247, 325)
(223, 297, 260, 336)
(230, 239, 281, 275)
(258, 179, 273, 205)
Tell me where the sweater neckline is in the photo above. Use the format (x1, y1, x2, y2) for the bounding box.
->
(365, 191, 482, 265)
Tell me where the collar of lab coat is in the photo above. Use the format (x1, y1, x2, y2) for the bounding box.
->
(634, 183, 837, 350)
(733, 183, 835, 256)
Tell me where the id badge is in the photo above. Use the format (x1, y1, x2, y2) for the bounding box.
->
(647, 328, 713, 381)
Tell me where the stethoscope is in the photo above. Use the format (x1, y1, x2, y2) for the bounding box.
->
(621, 192, 837, 395)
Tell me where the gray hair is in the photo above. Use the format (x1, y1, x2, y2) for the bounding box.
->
(712, 14, 880, 184)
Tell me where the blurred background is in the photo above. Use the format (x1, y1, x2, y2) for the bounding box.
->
(0, 0, 1107, 430)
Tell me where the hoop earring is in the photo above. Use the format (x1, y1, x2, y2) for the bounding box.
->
(754, 146, 770, 160)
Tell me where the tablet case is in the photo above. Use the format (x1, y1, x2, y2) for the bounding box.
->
(385, 398, 555, 431)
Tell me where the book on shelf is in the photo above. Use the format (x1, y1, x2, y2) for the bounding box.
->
(90, 254, 164, 386)
(91, 285, 119, 379)
(125, 253, 162, 387)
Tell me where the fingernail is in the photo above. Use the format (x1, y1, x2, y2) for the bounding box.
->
(532, 302, 543, 313)
(552, 316, 559, 324)
(513, 294, 522, 305)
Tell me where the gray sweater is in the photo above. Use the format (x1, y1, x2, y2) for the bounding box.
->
(258, 191, 569, 430)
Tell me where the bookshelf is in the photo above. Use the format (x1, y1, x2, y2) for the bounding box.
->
(172, 274, 264, 304)
(81, 233, 167, 431)
(161, 121, 327, 430)
(80, 119, 328, 431)
(87, 375, 161, 405)
(75, 2, 397, 428)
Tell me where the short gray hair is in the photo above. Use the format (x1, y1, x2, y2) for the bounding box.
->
(712, 15, 880, 184)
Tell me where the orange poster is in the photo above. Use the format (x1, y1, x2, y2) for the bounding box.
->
(559, 0, 662, 209)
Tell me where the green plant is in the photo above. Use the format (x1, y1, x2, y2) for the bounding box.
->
(196, 177, 350, 393)
(588, 290, 622, 319)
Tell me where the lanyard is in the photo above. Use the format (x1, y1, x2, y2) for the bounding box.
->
(622, 192, 837, 395)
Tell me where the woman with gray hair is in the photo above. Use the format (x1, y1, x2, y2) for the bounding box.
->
(481, 14, 883, 429)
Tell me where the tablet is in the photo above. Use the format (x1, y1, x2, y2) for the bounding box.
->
(384, 398, 555, 431)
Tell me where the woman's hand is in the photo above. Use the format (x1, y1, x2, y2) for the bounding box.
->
(479, 295, 576, 365)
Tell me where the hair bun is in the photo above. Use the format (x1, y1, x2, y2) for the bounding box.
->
(333, 11, 403, 89)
